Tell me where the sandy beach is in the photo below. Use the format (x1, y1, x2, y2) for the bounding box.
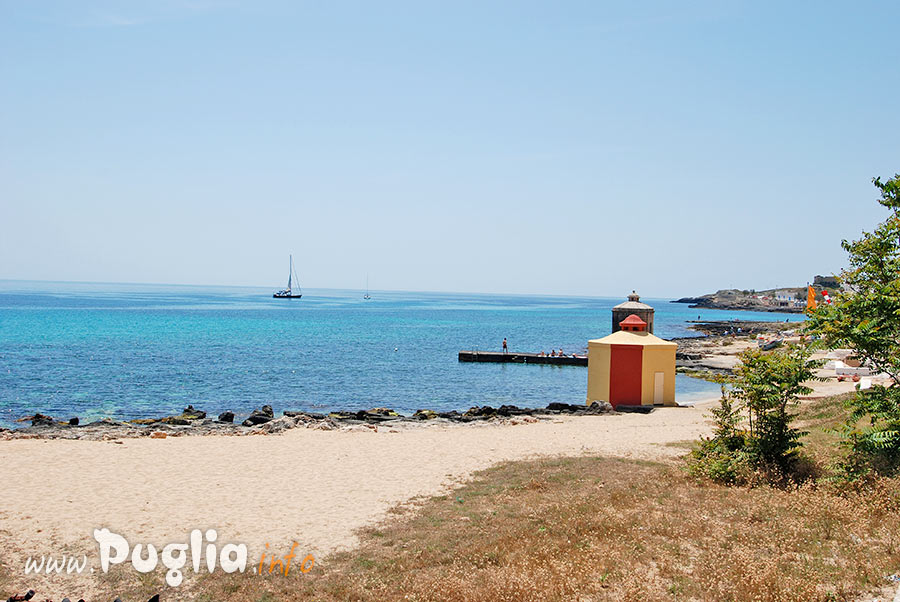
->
(0, 374, 860, 598)
(1, 407, 711, 557)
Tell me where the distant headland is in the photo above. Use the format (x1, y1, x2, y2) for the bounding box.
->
(672, 275, 840, 313)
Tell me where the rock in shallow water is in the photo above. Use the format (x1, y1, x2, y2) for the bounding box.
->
(181, 405, 206, 420)
(242, 405, 275, 426)
(31, 413, 54, 427)
(411, 409, 438, 420)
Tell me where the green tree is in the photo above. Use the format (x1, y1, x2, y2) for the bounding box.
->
(688, 347, 818, 485)
(807, 174, 900, 475)
(687, 387, 751, 485)
(709, 385, 743, 444)
(731, 346, 817, 473)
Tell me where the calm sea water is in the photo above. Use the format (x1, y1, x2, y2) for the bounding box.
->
(0, 281, 805, 427)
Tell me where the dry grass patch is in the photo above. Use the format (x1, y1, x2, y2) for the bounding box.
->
(795, 392, 882, 473)
(190, 455, 899, 602)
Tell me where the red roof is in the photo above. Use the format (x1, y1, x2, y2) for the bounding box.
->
(619, 314, 647, 328)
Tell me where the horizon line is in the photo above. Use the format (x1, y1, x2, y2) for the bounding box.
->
(0, 277, 821, 301)
(0, 277, 702, 301)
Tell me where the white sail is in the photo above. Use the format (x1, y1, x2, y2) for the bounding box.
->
(287, 255, 293, 290)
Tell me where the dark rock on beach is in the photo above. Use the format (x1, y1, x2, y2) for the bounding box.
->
(613, 405, 655, 414)
(411, 409, 438, 420)
(31, 413, 55, 427)
(128, 406, 209, 426)
(545, 402, 580, 413)
(284, 410, 326, 420)
(586, 401, 615, 414)
(354, 409, 399, 421)
(242, 404, 274, 426)
(241, 414, 271, 427)
(547, 401, 615, 415)
(162, 417, 191, 425)
(463, 405, 497, 418)
(257, 415, 297, 434)
(182, 405, 206, 420)
(452, 402, 616, 420)
(4, 399, 631, 441)
(497, 404, 532, 416)
(325, 408, 401, 422)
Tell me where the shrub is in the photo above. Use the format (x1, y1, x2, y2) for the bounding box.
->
(688, 347, 820, 486)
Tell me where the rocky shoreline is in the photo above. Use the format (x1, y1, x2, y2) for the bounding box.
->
(0, 401, 643, 441)
(674, 319, 800, 378)
(673, 295, 805, 313)
(680, 319, 798, 337)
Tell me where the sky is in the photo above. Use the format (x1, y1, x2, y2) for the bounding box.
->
(1, 1, 898, 297)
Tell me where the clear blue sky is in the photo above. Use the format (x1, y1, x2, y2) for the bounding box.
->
(1, 1, 897, 297)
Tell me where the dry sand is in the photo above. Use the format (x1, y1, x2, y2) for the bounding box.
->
(1, 408, 710, 553)
(0, 377, 859, 598)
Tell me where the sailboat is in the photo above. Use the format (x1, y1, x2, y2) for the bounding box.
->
(363, 274, 371, 300)
(273, 255, 302, 299)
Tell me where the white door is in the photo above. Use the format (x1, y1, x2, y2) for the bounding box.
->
(653, 372, 665, 404)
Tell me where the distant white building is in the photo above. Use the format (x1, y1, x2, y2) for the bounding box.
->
(774, 290, 797, 307)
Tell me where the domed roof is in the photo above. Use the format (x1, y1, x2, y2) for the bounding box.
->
(613, 291, 653, 311)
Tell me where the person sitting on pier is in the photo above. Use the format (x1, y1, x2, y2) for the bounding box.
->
(558, 348, 565, 357)
(550, 349, 557, 357)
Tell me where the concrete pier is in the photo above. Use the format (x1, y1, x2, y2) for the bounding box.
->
(458, 350, 587, 366)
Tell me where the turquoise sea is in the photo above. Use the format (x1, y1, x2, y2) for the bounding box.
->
(0, 281, 805, 428)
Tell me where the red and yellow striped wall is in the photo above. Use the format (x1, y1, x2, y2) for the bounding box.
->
(587, 327, 677, 408)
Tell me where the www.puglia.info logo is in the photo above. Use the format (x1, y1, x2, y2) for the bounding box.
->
(23, 529, 314, 587)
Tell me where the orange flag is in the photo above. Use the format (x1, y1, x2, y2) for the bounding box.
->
(806, 285, 817, 310)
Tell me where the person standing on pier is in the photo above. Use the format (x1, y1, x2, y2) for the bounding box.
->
(502, 338, 508, 354)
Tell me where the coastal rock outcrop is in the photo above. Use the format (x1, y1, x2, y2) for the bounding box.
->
(284, 410, 326, 421)
(463, 405, 497, 418)
(242, 405, 274, 426)
(5, 399, 638, 441)
(670, 285, 833, 314)
(182, 405, 206, 420)
(129, 406, 209, 426)
(257, 415, 298, 434)
(30, 413, 55, 427)
(411, 409, 438, 420)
